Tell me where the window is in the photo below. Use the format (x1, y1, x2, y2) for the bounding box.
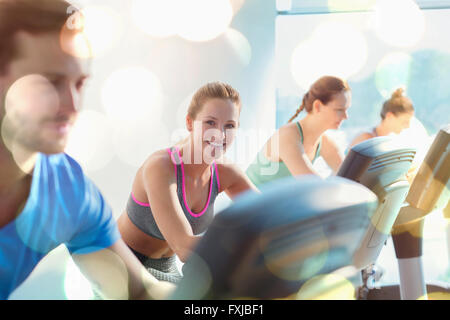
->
(275, 0, 450, 139)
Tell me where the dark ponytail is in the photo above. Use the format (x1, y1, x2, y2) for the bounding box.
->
(287, 93, 307, 123)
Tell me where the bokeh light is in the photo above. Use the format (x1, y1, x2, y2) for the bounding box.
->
(224, 28, 252, 66)
(70, 249, 130, 299)
(291, 21, 367, 90)
(172, 93, 190, 146)
(173, 252, 213, 299)
(112, 118, 170, 168)
(170, 128, 190, 147)
(176, 92, 195, 128)
(64, 257, 94, 300)
(311, 21, 367, 78)
(2, 74, 60, 172)
(131, 0, 234, 42)
(422, 212, 449, 273)
(131, 0, 180, 38)
(230, 0, 246, 14)
(65, 110, 114, 173)
(4, 75, 60, 117)
(65, 6, 124, 58)
(177, 0, 233, 42)
(290, 39, 322, 91)
(375, 52, 412, 99)
(296, 273, 356, 300)
(101, 67, 164, 123)
(421, 292, 450, 300)
(327, 0, 376, 12)
(397, 117, 432, 165)
(371, 0, 425, 48)
(261, 224, 330, 281)
(140, 267, 177, 300)
(276, 0, 292, 11)
(60, 29, 92, 59)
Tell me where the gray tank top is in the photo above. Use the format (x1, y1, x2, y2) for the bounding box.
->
(126, 147, 220, 240)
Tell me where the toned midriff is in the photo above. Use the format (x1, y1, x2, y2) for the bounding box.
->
(117, 212, 174, 259)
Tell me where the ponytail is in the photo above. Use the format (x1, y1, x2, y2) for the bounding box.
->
(288, 93, 307, 123)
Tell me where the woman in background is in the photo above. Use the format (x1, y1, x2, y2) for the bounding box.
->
(349, 88, 417, 184)
(117, 82, 257, 283)
(246, 75, 351, 187)
(349, 88, 414, 148)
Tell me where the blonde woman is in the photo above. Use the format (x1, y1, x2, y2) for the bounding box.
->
(350, 88, 414, 148)
(117, 82, 257, 283)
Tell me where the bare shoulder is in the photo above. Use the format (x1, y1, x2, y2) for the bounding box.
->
(271, 122, 302, 150)
(350, 132, 375, 147)
(278, 122, 300, 139)
(321, 133, 339, 146)
(141, 148, 175, 179)
(358, 132, 375, 140)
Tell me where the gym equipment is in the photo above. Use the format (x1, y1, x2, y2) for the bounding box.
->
(337, 136, 416, 269)
(337, 136, 417, 298)
(387, 126, 449, 300)
(170, 175, 378, 299)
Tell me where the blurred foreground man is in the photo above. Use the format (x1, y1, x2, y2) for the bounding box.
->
(0, 0, 174, 300)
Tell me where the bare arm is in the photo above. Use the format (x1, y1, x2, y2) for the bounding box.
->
(71, 239, 176, 300)
(349, 132, 374, 149)
(320, 134, 344, 174)
(277, 127, 318, 176)
(142, 154, 200, 262)
(216, 161, 259, 200)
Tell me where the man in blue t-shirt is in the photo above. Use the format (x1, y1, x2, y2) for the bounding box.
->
(0, 0, 173, 300)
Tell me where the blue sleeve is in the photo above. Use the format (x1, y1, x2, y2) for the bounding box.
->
(65, 175, 121, 255)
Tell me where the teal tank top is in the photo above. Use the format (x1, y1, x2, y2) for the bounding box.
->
(246, 122, 321, 187)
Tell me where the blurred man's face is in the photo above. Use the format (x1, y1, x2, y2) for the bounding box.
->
(0, 31, 90, 155)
